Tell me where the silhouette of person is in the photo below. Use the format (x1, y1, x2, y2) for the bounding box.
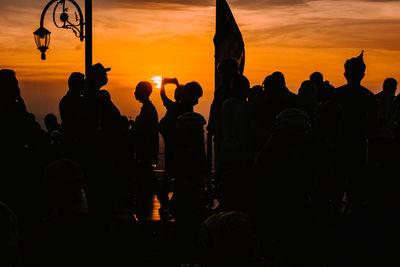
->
(376, 78, 397, 140)
(133, 81, 160, 220)
(59, 72, 87, 149)
(0, 69, 44, 235)
(208, 58, 240, 180)
(84, 63, 122, 230)
(310, 72, 334, 102)
(134, 82, 159, 166)
(220, 75, 255, 167)
(218, 75, 256, 212)
(43, 113, 63, 161)
(167, 81, 205, 260)
(248, 85, 264, 106)
(333, 51, 377, 212)
(44, 113, 61, 140)
(159, 80, 203, 219)
(208, 58, 239, 136)
(44, 113, 60, 134)
(158, 77, 184, 217)
(298, 80, 318, 120)
(252, 108, 315, 265)
(261, 71, 300, 132)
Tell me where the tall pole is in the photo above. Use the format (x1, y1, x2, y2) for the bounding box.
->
(85, 0, 92, 84)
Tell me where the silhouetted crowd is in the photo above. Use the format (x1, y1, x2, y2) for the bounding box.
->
(1, 52, 400, 267)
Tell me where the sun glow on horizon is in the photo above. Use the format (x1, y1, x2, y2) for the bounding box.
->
(151, 75, 163, 89)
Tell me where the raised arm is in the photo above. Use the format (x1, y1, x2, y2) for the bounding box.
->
(160, 78, 179, 109)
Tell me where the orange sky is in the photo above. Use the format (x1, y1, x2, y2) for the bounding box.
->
(1, 0, 400, 126)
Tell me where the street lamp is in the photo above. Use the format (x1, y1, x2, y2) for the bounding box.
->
(33, 27, 51, 60)
(34, 0, 92, 79)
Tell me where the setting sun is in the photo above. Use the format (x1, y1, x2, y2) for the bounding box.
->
(151, 76, 163, 89)
(1, 0, 400, 125)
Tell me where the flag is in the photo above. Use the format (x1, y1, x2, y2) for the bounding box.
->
(214, 0, 245, 88)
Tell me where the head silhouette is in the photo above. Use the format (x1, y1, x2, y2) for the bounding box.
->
(0, 69, 20, 101)
(383, 78, 397, 95)
(68, 72, 85, 94)
(298, 80, 316, 98)
(249, 85, 264, 104)
(310, 72, 323, 88)
(44, 113, 59, 133)
(263, 75, 273, 93)
(174, 85, 184, 102)
(89, 63, 110, 91)
(135, 81, 152, 103)
(270, 71, 286, 90)
(275, 108, 312, 136)
(182, 81, 203, 106)
(344, 51, 366, 85)
(218, 58, 239, 82)
(231, 75, 250, 99)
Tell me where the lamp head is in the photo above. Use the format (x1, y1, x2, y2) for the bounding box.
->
(34, 27, 51, 60)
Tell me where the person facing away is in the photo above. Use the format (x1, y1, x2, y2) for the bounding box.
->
(298, 80, 318, 121)
(376, 78, 397, 140)
(59, 72, 88, 145)
(159, 76, 184, 158)
(218, 75, 257, 212)
(220, 75, 255, 167)
(262, 71, 300, 132)
(334, 51, 377, 151)
(43, 113, 64, 161)
(208, 58, 240, 137)
(172, 81, 205, 178)
(0, 69, 44, 235)
(44, 113, 61, 134)
(310, 71, 334, 103)
(333, 51, 377, 208)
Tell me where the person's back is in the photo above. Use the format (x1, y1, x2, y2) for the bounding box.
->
(252, 108, 315, 264)
(335, 84, 376, 140)
(334, 51, 376, 141)
(221, 97, 255, 165)
(375, 78, 397, 139)
(0, 69, 43, 235)
(334, 52, 377, 218)
(208, 58, 240, 136)
(262, 72, 300, 131)
(298, 80, 318, 120)
(59, 72, 91, 150)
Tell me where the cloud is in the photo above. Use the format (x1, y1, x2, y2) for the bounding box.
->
(96, 0, 400, 9)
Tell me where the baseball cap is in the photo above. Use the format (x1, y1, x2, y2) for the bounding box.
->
(90, 63, 111, 74)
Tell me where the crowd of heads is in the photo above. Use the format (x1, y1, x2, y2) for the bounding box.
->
(1, 51, 400, 266)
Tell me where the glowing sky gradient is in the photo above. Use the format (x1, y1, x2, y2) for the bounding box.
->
(1, 0, 400, 125)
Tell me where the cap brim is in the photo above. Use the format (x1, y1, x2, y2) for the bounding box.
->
(105, 67, 111, 72)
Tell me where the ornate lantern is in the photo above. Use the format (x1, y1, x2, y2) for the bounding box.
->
(34, 27, 51, 60)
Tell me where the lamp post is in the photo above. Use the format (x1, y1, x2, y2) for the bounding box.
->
(34, 0, 92, 81)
